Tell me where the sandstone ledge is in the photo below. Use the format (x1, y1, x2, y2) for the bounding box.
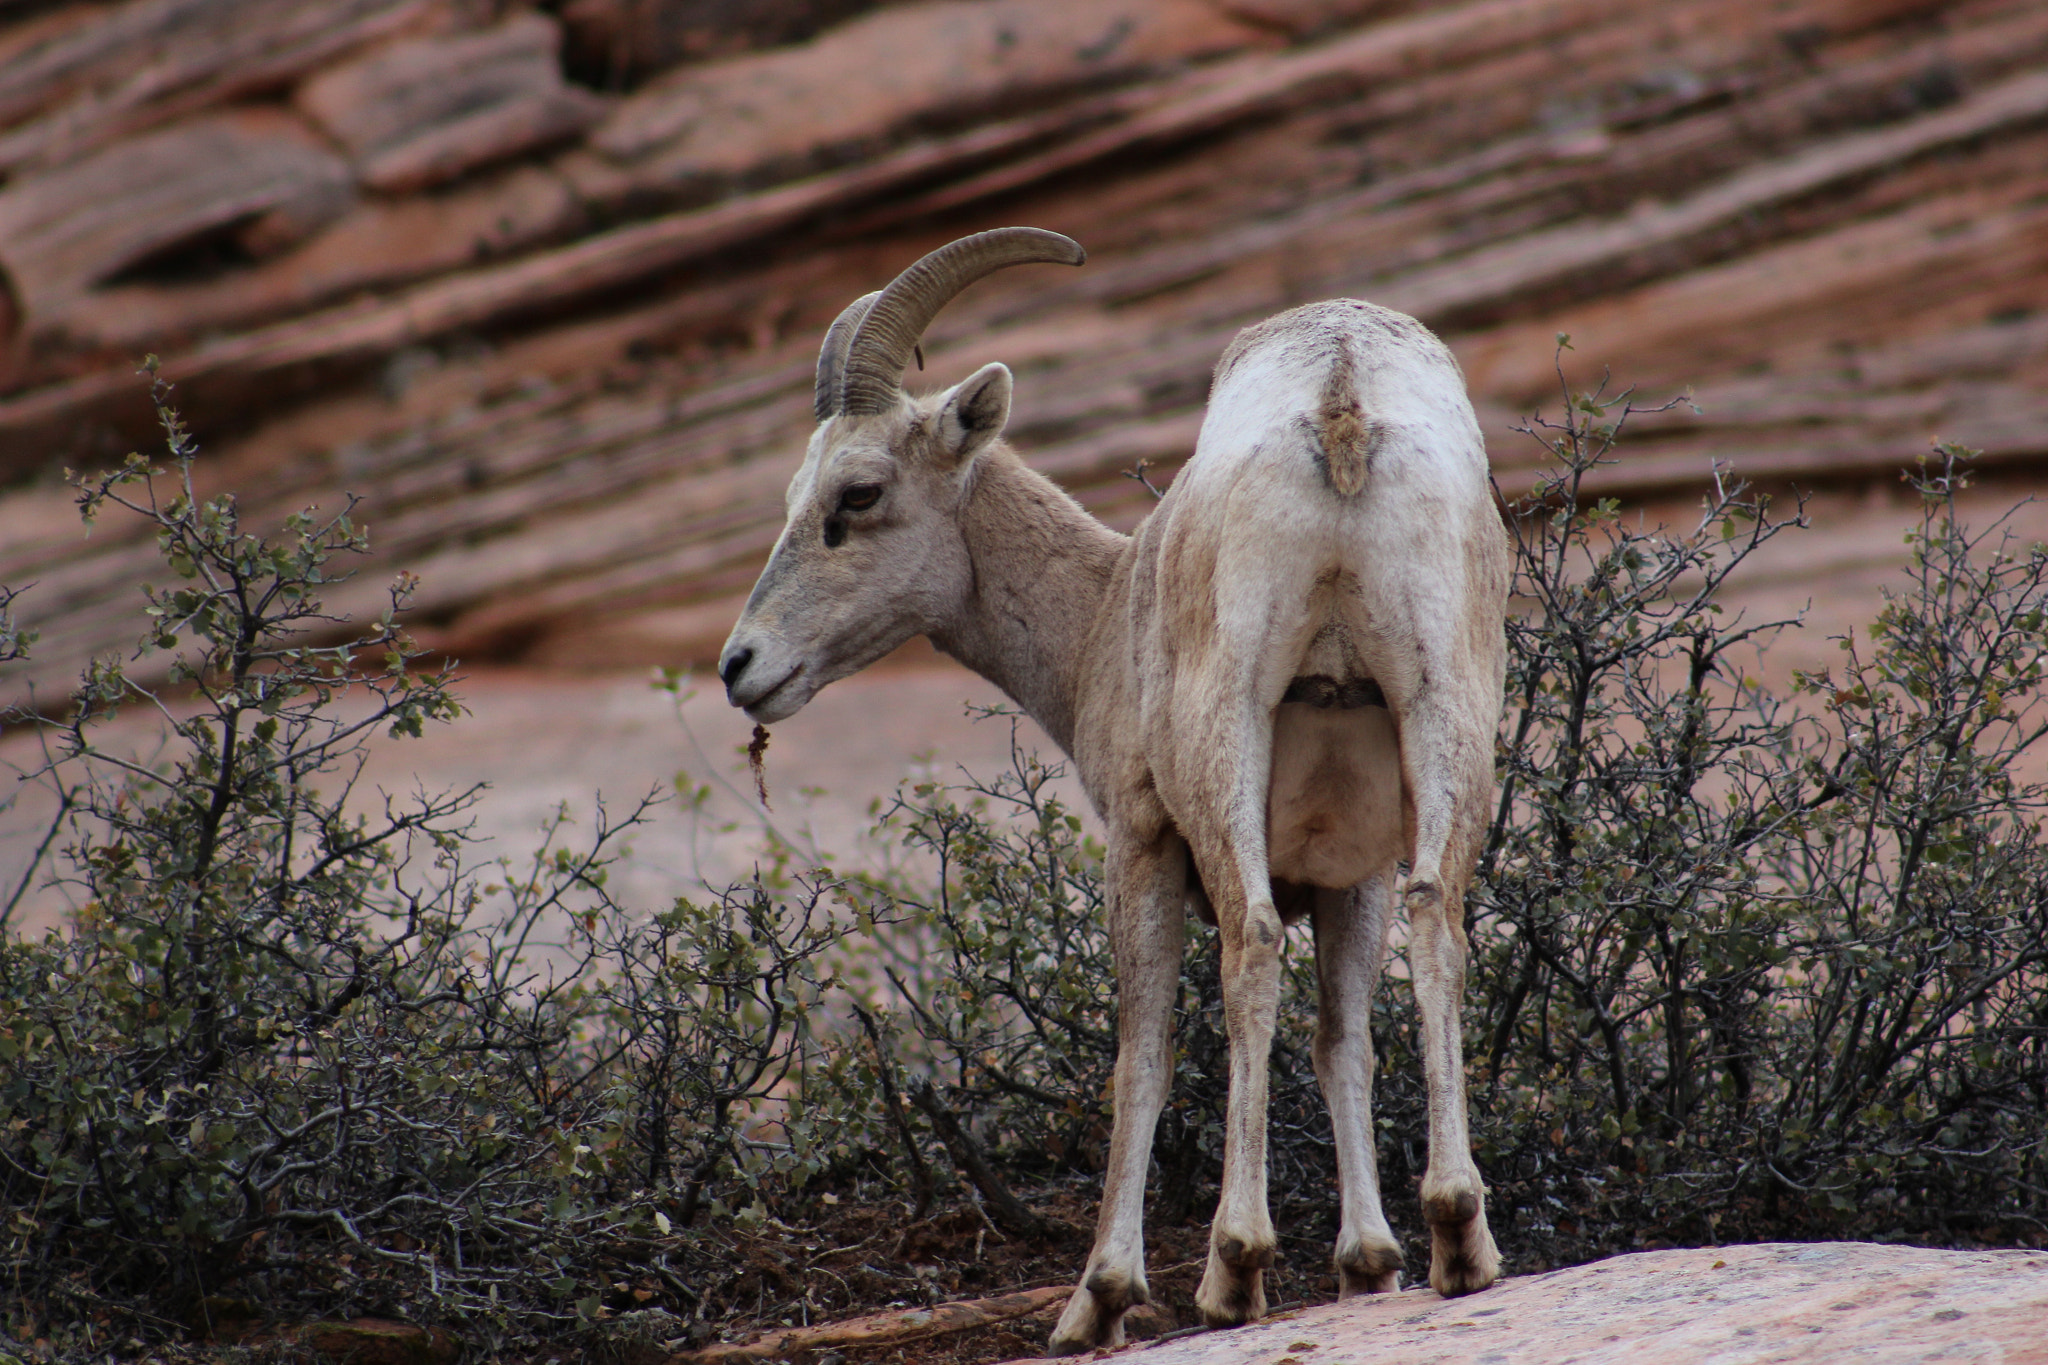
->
(1003, 1242, 2048, 1365)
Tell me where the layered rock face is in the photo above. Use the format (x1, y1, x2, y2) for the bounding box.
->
(2, 0, 2045, 704)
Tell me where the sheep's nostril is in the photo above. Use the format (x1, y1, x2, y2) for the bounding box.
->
(720, 647, 753, 690)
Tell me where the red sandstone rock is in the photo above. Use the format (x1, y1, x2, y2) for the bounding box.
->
(2, 0, 2047, 698)
(59, 162, 584, 350)
(1000, 1243, 2048, 1365)
(1212, 0, 1416, 39)
(557, 0, 879, 87)
(0, 106, 352, 332)
(586, 0, 1266, 191)
(295, 13, 605, 193)
(0, 0, 450, 175)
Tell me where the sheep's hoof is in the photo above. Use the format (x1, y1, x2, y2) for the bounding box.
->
(1047, 1266, 1142, 1355)
(1422, 1181, 1500, 1297)
(1335, 1233, 1404, 1296)
(1195, 1226, 1274, 1327)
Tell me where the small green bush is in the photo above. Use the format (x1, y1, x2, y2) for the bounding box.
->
(574, 875, 882, 1226)
(1468, 383, 2048, 1260)
(0, 375, 886, 1353)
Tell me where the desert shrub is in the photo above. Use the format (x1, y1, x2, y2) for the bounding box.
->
(851, 730, 1119, 1170)
(1469, 378, 2048, 1260)
(1757, 482, 2048, 1231)
(574, 872, 889, 1227)
(0, 376, 879, 1353)
(0, 374, 614, 1346)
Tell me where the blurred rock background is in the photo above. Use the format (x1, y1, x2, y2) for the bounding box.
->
(1, 0, 2045, 865)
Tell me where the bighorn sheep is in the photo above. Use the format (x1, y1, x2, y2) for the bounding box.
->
(719, 227, 1507, 1351)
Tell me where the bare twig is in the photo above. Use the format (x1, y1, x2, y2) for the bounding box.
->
(908, 1080, 1051, 1239)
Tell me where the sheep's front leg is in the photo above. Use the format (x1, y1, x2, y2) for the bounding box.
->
(1157, 582, 1293, 1328)
(1311, 879, 1404, 1295)
(1048, 835, 1186, 1356)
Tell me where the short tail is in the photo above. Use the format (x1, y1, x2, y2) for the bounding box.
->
(1317, 334, 1376, 497)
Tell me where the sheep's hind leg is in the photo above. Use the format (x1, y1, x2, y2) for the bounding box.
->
(1396, 682, 1501, 1298)
(1048, 835, 1186, 1355)
(1311, 879, 1404, 1295)
(1173, 701, 1286, 1328)
(1413, 880, 1500, 1298)
(1193, 868, 1285, 1329)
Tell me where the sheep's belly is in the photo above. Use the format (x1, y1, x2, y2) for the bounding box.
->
(1267, 699, 1404, 889)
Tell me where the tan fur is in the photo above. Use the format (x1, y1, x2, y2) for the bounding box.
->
(1317, 334, 1374, 496)
(721, 292, 1509, 1355)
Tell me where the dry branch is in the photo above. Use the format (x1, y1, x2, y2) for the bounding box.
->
(670, 1285, 1069, 1364)
(909, 1081, 1052, 1239)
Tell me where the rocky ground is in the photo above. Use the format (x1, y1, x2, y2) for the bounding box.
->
(992, 1242, 2048, 1365)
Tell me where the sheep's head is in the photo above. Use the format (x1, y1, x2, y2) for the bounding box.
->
(718, 227, 1085, 723)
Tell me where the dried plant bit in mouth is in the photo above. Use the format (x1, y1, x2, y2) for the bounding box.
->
(747, 724, 772, 809)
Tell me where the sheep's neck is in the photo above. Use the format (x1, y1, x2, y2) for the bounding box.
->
(932, 447, 1127, 756)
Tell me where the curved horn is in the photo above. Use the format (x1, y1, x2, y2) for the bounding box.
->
(838, 227, 1085, 416)
(814, 290, 880, 421)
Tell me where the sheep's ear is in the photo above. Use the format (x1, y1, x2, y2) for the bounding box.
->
(935, 363, 1011, 468)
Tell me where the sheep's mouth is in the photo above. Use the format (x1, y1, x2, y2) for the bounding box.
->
(742, 665, 805, 720)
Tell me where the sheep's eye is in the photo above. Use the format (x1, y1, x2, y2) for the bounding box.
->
(840, 484, 883, 512)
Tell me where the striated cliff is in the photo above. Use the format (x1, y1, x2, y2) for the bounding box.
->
(1, 0, 2044, 704)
